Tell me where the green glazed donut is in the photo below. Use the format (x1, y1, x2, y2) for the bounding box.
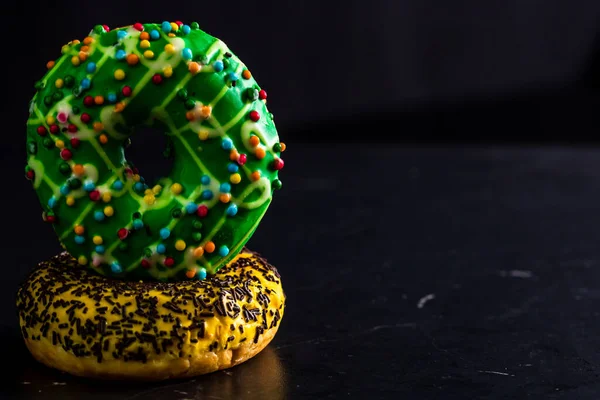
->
(25, 21, 285, 281)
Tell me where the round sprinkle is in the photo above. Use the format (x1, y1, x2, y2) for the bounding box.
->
(78, 256, 88, 265)
(159, 228, 171, 239)
(107, 92, 117, 103)
(226, 204, 238, 217)
(220, 182, 231, 193)
(152, 74, 163, 84)
(182, 25, 191, 35)
(140, 31, 149, 40)
(242, 69, 252, 79)
(201, 190, 213, 200)
(164, 257, 175, 268)
(272, 179, 283, 190)
(197, 268, 207, 280)
(213, 60, 224, 72)
(133, 22, 144, 31)
(74, 225, 85, 235)
(143, 50, 154, 59)
(126, 54, 139, 65)
(104, 206, 114, 217)
(102, 192, 112, 203)
(93, 235, 103, 245)
(249, 110, 260, 121)
(163, 66, 173, 78)
(259, 89, 267, 100)
(200, 175, 211, 185)
(117, 228, 129, 240)
(122, 86, 132, 96)
(150, 29, 160, 40)
(164, 44, 175, 55)
(255, 147, 266, 160)
(74, 235, 85, 244)
(188, 62, 201, 74)
(182, 48, 193, 60)
(221, 138, 233, 150)
(250, 170, 261, 181)
(117, 31, 127, 39)
(83, 181, 96, 191)
(186, 268, 196, 279)
(132, 219, 144, 230)
(205, 241, 215, 253)
(55, 78, 64, 88)
(140, 39, 150, 49)
(114, 69, 126, 80)
(171, 183, 183, 194)
(219, 193, 231, 203)
(272, 158, 285, 170)
(157, 244, 166, 254)
(230, 173, 242, 184)
(60, 149, 72, 161)
(227, 163, 239, 173)
(111, 262, 122, 273)
(227, 72, 238, 81)
(94, 210, 105, 221)
(48, 196, 57, 209)
(197, 205, 209, 217)
(161, 21, 172, 32)
(185, 202, 198, 214)
(249, 135, 260, 147)
(193, 246, 204, 258)
(95, 245, 105, 254)
(86, 62, 97, 73)
(112, 180, 124, 190)
(115, 49, 126, 60)
(218, 245, 230, 257)
(175, 240, 186, 251)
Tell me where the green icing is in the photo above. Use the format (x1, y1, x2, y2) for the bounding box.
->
(25, 22, 284, 281)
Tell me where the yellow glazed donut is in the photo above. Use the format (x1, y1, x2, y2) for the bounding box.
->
(16, 248, 285, 380)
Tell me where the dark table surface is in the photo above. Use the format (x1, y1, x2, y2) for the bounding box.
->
(3, 143, 600, 399)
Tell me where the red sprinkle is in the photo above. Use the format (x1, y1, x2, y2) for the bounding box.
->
(70, 138, 80, 148)
(122, 86, 132, 97)
(102, 24, 110, 32)
(259, 89, 267, 100)
(175, 20, 183, 26)
(141, 259, 151, 269)
(83, 96, 94, 107)
(80, 113, 91, 123)
(26, 170, 35, 180)
(46, 215, 56, 223)
(49, 124, 60, 134)
(197, 205, 208, 217)
(67, 124, 78, 133)
(89, 189, 101, 201)
(117, 228, 129, 240)
(249, 110, 260, 122)
(133, 22, 144, 31)
(36, 126, 47, 136)
(60, 149, 72, 160)
(164, 257, 175, 267)
(238, 153, 247, 165)
(152, 74, 163, 84)
(272, 158, 285, 170)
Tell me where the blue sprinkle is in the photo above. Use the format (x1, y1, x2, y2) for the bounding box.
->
(182, 48, 193, 60)
(200, 175, 211, 185)
(218, 245, 230, 257)
(157, 244, 166, 254)
(221, 138, 233, 150)
(226, 204, 238, 217)
(60, 185, 70, 195)
(161, 21, 172, 33)
(201, 190, 213, 200)
(159, 228, 171, 239)
(80, 78, 91, 89)
(94, 211, 105, 221)
(132, 219, 144, 230)
(227, 72, 238, 81)
(134, 182, 144, 192)
(181, 25, 191, 35)
(95, 245, 105, 254)
(107, 92, 117, 103)
(220, 183, 231, 193)
(116, 49, 127, 60)
(185, 202, 198, 214)
(197, 268, 207, 280)
(74, 235, 85, 244)
(227, 163, 239, 173)
(111, 262, 122, 274)
(83, 181, 95, 192)
(117, 30, 127, 39)
(213, 60, 224, 72)
(150, 29, 160, 40)
(86, 62, 96, 73)
(47, 197, 57, 208)
(112, 180, 124, 190)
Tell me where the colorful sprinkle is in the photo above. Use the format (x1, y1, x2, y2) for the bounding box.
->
(218, 245, 230, 257)
(221, 138, 233, 150)
(114, 69, 126, 80)
(150, 29, 160, 40)
(157, 244, 166, 254)
(159, 228, 171, 239)
(175, 240, 186, 251)
(197, 267, 207, 280)
(182, 48, 193, 60)
(213, 60, 224, 72)
(205, 241, 215, 253)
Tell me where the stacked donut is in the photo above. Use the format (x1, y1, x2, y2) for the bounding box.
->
(19, 21, 286, 380)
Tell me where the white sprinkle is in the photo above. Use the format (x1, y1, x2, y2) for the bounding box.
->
(52, 382, 67, 385)
(417, 293, 435, 309)
(500, 270, 533, 279)
(478, 370, 513, 376)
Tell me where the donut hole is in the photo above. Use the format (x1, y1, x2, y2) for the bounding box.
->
(125, 125, 174, 187)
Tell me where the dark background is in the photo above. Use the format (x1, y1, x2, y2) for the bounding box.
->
(3, 1, 600, 398)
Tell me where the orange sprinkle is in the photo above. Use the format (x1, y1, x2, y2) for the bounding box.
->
(249, 135, 260, 147)
(185, 269, 196, 279)
(93, 122, 104, 132)
(72, 164, 85, 175)
(229, 149, 239, 161)
(71, 56, 80, 66)
(140, 31, 150, 40)
(78, 51, 88, 61)
(280, 142, 287, 152)
(99, 134, 108, 144)
(126, 54, 139, 65)
(219, 193, 231, 203)
(74, 225, 85, 235)
(80, 45, 89, 53)
(185, 111, 195, 121)
(94, 95, 104, 105)
(114, 102, 126, 113)
(193, 247, 204, 258)
(188, 62, 201, 74)
(83, 36, 94, 45)
(204, 241, 215, 253)
(46, 60, 55, 69)
(250, 170, 261, 181)
(254, 147, 266, 160)
(168, 32, 176, 37)
(242, 69, 252, 79)
(71, 39, 81, 45)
